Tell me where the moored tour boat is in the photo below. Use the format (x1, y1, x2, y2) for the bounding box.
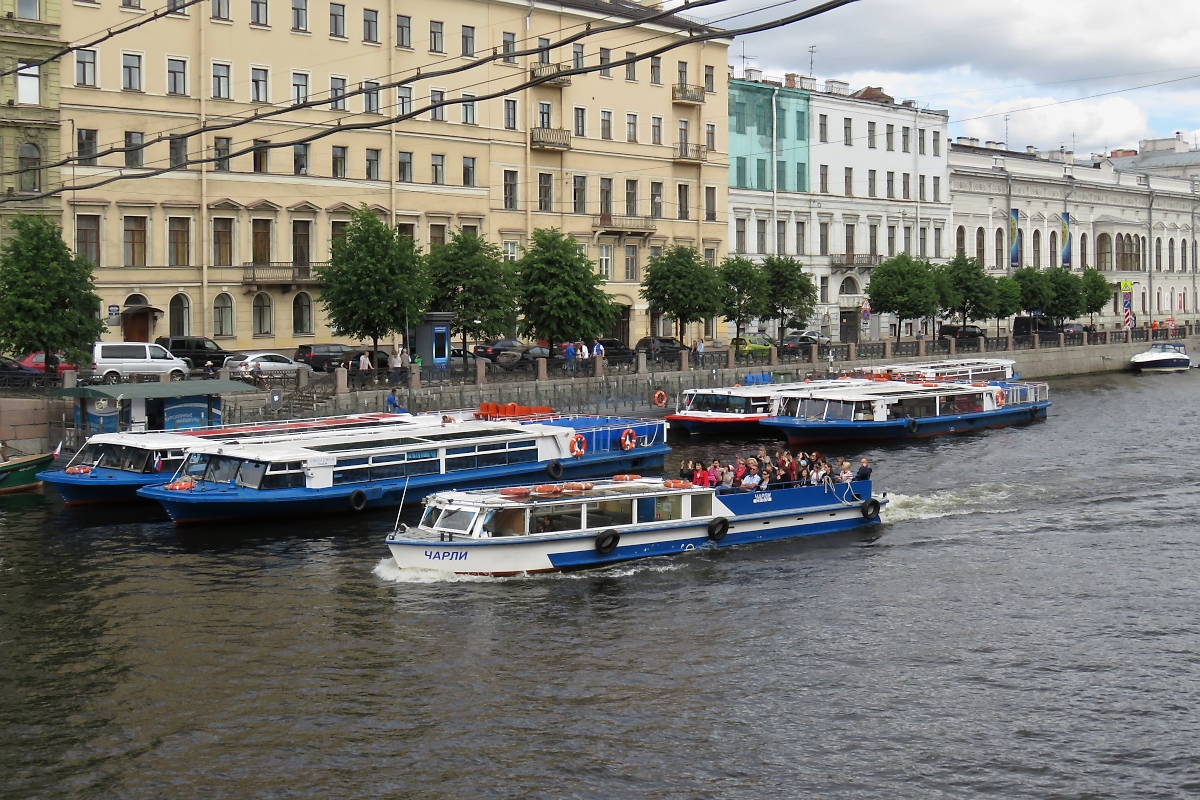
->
(760, 378, 1050, 445)
(384, 475, 885, 576)
(0, 450, 56, 494)
(1130, 342, 1191, 373)
(138, 414, 670, 523)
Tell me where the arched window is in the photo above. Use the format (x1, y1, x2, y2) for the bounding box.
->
(1080, 233, 1088, 268)
(1049, 230, 1058, 267)
(292, 292, 313, 334)
(839, 276, 859, 296)
(125, 293, 148, 306)
(169, 293, 190, 336)
(1097, 233, 1112, 269)
(975, 227, 985, 265)
(18, 143, 39, 192)
(995, 228, 1004, 270)
(252, 292, 272, 335)
(1016, 229, 1024, 267)
(1155, 237, 1162, 271)
(213, 293, 234, 337)
(1032, 229, 1042, 268)
(1182, 239, 1189, 272)
(955, 226, 966, 256)
(1169, 238, 1176, 271)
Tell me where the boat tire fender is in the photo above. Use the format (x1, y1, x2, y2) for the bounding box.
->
(861, 498, 881, 519)
(349, 489, 368, 512)
(708, 517, 730, 541)
(546, 459, 563, 480)
(1030, 406, 1039, 420)
(906, 417, 918, 434)
(595, 529, 620, 555)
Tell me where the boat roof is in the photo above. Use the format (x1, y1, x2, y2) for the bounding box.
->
(82, 431, 210, 448)
(427, 477, 679, 508)
(50, 379, 257, 400)
(881, 358, 1015, 375)
(1148, 342, 1186, 351)
(774, 379, 1017, 403)
(682, 378, 872, 398)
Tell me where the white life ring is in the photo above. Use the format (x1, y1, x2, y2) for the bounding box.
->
(994, 389, 1006, 407)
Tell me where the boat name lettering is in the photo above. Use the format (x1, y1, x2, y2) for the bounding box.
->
(424, 550, 468, 561)
(752, 493, 772, 504)
(307, 456, 336, 467)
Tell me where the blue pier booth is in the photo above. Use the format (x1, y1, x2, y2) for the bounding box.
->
(51, 380, 257, 435)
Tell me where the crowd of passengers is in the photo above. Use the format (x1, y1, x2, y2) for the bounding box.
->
(679, 447, 872, 492)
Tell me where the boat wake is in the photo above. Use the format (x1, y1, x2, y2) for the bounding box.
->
(373, 557, 502, 583)
(373, 555, 692, 583)
(882, 483, 1017, 523)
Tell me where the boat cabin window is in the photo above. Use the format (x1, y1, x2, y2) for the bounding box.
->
(235, 460, 268, 489)
(638, 494, 682, 522)
(434, 507, 476, 532)
(531, 503, 583, 534)
(889, 396, 937, 420)
(690, 492, 712, 517)
(939, 393, 983, 415)
(583, 498, 634, 529)
(481, 508, 527, 537)
(260, 461, 305, 489)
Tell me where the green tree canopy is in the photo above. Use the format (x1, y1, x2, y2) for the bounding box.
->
(640, 245, 722, 342)
(427, 228, 516, 365)
(315, 205, 429, 355)
(865, 254, 939, 340)
(718, 256, 769, 341)
(0, 215, 105, 371)
(992, 276, 1024, 334)
(940, 253, 996, 324)
(1080, 268, 1112, 318)
(1043, 268, 1084, 323)
(1012, 267, 1055, 316)
(516, 228, 617, 348)
(762, 255, 817, 335)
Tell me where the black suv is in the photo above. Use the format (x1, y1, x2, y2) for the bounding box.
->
(594, 338, 635, 362)
(295, 343, 356, 372)
(1011, 317, 1062, 337)
(634, 336, 684, 358)
(939, 324, 987, 339)
(155, 336, 242, 370)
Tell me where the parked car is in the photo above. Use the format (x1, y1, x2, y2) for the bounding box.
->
(594, 338, 635, 362)
(473, 338, 524, 361)
(495, 345, 562, 370)
(448, 349, 481, 371)
(17, 352, 75, 374)
(294, 343, 357, 372)
(730, 333, 775, 354)
(1012, 316, 1063, 337)
(225, 352, 314, 375)
(634, 336, 684, 358)
(84, 341, 190, 384)
(0, 354, 44, 387)
(938, 324, 987, 340)
(1061, 323, 1086, 334)
(155, 336, 242, 370)
(781, 331, 831, 351)
(336, 349, 391, 372)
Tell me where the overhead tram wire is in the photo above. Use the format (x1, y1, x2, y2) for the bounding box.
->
(4, 0, 740, 179)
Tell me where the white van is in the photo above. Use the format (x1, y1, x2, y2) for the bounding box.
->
(86, 342, 191, 384)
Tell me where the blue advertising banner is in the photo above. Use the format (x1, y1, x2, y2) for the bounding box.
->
(1061, 212, 1071, 267)
(1009, 209, 1020, 269)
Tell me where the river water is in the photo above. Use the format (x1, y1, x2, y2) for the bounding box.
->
(3, 371, 1199, 799)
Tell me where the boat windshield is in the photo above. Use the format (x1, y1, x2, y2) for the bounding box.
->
(188, 454, 270, 489)
(683, 393, 754, 413)
(433, 507, 477, 532)
(1151, 343, 1184, 352)
(77, 443, 153, 473)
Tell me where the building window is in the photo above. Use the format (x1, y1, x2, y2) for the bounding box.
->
(705, 123, 716, 151)
(76, 215, 100, 265)
(844, 167, 853, 196)
(77, 129, 98, 166)
(624, 179, 637, 216)
(538, 173, 552, 211)
(651, 116, 662, 145)
(735, 219, 746, 254)
(677, 184, 689, 220)
(819, 164, 828, 193)
(796, 221, 806, 255)
(796, 163, 807, 192)
(600, 111, 612, 140)
(125, 131, 145, 168)
(250, 0, 268, 25)
(169, 135, 188, 167)
(676, 60, 688, 86)
(293, 143, 308, 175)
(253, 293, 273, 335)
(17, 0, 39, 19)
(169, 294, 190, 336)
(123, 216, 147, 267)
(627, 114, 638, 142)
(503, 241, 518, 262)
(599, 178, 613, 215)
(76, 50, 97, 87)
(599, 48, 611, 77)
(168, 217, 190, 266)
(365, 149, 380, 180)
(213, 218, 233, 265)
(932, 176, 941, 203)
(932, 130, 941, 156)
(538, 102, 552, 128)
(918, 128, 926, 155)
(886, 124, 894, 151)
(429, 224, 447, 247)
(868, 169, 877, 197)
(332, 220, 349, 246)
(329, 3, 345, 36)
(626, 53, 637, 81)
(598, 245, 612, 280)
(330, 76, 346, 109)
(919, 227, 927, 257)
(396, 86, 412, 115)
(212, 0, 230, 20)
(252, 140, 269, 173)
(796, 110, 807, 140)
(396, 151, 412, 182)
(503, 98, 517, 130)
(503, 170, 518, 209)
(363, 81, 380, 113)
(502, 32, 516, 62)
(292, 220, 310, 265)
(574, 107, 586, 136)
(538, 38, 550, 64)
(919, 174, 926, 201)
(843, 117, 852, 146)
(890, 226, 898, 257)
(650, 182, 663, 218)
(396, 15, 411, 47)
(573, 44, 584, 70)
(776, 161, 787, 192)
(363, 9, 378, 42)
(462, 157, 476, 187)
(15, 62, 38, 105)
(212, 63, 230, 98)
(15, 143, 38, 192)
(902, 126, 910, 152)
(293, 293, 313, 334)
(650, 57, 661, 84)
(430, 21, 444, 52)
(430, 89, 444, 120)
(869, 224, 878, 257)
(705, 186, 716, 222)
(886, 171, 895, 198)
(867, 121, 876, 148)
(756, 219, 767, 254)
(819, 223, 829, 257)
(624, 245, 639, 282)
(461, 25, 475, 56)
(902, 173, 910, 200)
(292, 72, 308, 104)
(251, 67, 268, 102)
(704, 65, 715, 93)
(252, 219, 272, 262)
(162, 58, 184, 95)
(573, 175, 587, 214)
(818, 114, 827, 142)
(291, 0, 307, 30)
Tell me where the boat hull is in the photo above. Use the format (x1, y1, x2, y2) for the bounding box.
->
(760, 402, 1050, 445)
(139, 446, 669, 523)
(37, 466, 168, 504)
(1131, 356, 1191, 372)
(385, 482, 881, 575)
(664, 413, 770, 435)
(0, 454, 55, 494)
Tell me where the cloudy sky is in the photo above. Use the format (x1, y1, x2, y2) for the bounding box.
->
(718, 0, 1200, 156)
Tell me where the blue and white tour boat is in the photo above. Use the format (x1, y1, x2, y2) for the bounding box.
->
(383, 475, 885, 575)
(759, 378, 1050, 445)
(1130, 342, 1191, 373)
(138, 414, 669, 523)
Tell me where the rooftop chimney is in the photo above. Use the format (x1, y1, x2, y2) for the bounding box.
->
(798, 75, 816, 90)
(824, 79, 849, 95)
(1026, 146, 1039, 155)
(784, 73, 797, 89)
(744, 67, 762, 82)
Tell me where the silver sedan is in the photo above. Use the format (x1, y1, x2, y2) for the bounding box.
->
(224, 352, 314, 374)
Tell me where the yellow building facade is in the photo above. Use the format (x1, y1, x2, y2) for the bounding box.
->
(55, 0, 728, 350)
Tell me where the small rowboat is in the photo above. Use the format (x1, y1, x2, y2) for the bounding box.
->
(0, 451, 56, 495)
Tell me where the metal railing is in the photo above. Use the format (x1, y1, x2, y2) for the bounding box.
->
(530, 127, 571, 149)
(828, 254, 884, 267)
(529, 62, 572, 86)
(672, 142, 707, 162)
(672, 83, 706, 103)
(591, 214, 657, 233)
(241, 262, 325, 284)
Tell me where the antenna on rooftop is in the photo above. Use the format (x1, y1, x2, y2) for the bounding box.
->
(808, 45, 816, 76)
(739, 41, 756, 76)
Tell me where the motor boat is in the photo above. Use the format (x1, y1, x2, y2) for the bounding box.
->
(1130, 342, 1192, 373)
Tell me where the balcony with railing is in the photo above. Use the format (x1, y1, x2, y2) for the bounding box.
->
(530, 127, 572, 150)
(530, 62, 572, 86)
(591, 214, 658, 234)
(242, 261, 325, 286)
(673, 143, 707, 163)
(828, 254, 884, 267)
(672, 83, 706, 104)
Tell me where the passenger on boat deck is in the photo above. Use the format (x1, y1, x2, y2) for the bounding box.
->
(536, 516, 552, 533)
(734, 457, 747, 483)
(692, 462, 711, 487)
(855, 458, 872, 481)
(708, 459, 720, 485)
(720, 466, 734, 487)
(757, 447, 773, 469)
(679, 459, 692, 480)
(838, 464, 854, 483)
(740, 463, 762, 490)
(441, 415, 457, 425)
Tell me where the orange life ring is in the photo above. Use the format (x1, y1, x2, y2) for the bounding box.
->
(532, 484, 563, 495)
(612, 474, 642, 482)
(994, 389, 1006, 407)
(619, 428, 637, 451)
(66, 465, 92, 475)
(653, 390, 667, 407)
(562, 481, 594, 492)
(569, 434, 587, 458)
(500, 486, 531, 498)
(663, 479, 693, 489)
